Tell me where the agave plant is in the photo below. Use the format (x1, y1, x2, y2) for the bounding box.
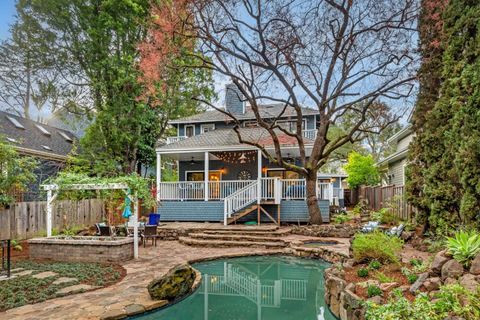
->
(446, 231, 480, 267)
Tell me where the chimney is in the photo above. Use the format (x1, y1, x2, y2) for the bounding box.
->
(225, 83, 245, 114)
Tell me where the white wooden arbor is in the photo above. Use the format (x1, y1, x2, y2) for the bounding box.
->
(41, 183, 140, 259)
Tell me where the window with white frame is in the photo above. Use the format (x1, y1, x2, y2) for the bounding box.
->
(277, 119, 306, 133)
(201, 123, 215, 133)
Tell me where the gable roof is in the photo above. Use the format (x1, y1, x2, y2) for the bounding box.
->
(157, 127, 314, 152)
(169, 103, 319, 124)
(0, 111, 77, 161)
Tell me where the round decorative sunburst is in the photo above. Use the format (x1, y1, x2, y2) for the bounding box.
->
(237, 170, 252, 180)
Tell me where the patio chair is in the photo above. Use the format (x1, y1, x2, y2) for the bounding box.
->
(95, 223, 107, 236)
(142, 225, 159, 247)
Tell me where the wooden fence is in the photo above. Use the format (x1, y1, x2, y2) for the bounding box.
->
(360, 185, 415, 221)
(0, 199, 105, 240)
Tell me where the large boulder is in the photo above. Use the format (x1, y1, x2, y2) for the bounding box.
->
(423, 277, 441, 292)
(470, 253, 480, 275)
(147, 264, 196, 301)
(431, 251, 450, 275)
(441, 260, 464, 280)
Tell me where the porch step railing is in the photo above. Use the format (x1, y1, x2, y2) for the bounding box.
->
(224, 181, 258, 225)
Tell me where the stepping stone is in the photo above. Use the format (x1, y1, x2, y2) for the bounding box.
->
(32, 271, 58, 279)
(11, 268, 24, 273)
(57, 284, 99, 295)
(53, 277, 78, 285)
(15, 270, 34, 276)
(0, 274, 17, 281)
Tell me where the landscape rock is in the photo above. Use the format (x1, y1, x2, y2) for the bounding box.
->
(380, 282, 398, 291)
(358, 280, 380, 288)
(444, 277, 458, 286)
(367, 296, 383, 304)
(400, 231, 414, 242)
(291, 224, 359, 238)
(459, 274, 479, 292)
(410, 272, 429, 293)
(423, 277, 441, 291)
(147, 264, 196, 301)
(469, 253, 480, 275)
(431, 251, 450, 274)
(441, 260, 464, 280)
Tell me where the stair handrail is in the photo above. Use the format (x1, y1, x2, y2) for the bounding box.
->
(223, 180, 258, 225)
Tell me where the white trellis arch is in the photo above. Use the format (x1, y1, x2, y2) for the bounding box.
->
(41, 183, 140, 259)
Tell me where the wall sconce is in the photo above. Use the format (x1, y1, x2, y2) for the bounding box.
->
(262, 166, 268, 174)
(220, 167, 226, 175)
(330, 177, 337, 183)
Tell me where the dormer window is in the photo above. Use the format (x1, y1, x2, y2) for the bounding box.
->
(200, 123, 215, 133)
(6, 116, 25, 129)
(42, 145, 52, 151)
(35, 124, 51, 136)
(6, 137, 18, 143)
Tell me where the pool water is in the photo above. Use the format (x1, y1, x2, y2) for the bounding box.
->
(132, 255, 337, 320)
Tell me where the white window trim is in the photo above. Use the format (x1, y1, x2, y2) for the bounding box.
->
(200, 123, 215, 133)
(276, 119, 307, 132)
(184, 124, 195, 137)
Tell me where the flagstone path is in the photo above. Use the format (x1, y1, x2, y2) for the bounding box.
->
(1, 236, 349, 320)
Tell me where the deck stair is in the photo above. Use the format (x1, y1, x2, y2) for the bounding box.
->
(178, 227, 291, 249)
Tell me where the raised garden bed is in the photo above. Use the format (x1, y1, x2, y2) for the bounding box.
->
(28, 236, 134, 263)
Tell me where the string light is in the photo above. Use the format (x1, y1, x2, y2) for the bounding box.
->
(212, 150, 257, 164)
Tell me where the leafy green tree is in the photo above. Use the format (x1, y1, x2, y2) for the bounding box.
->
(19, 0, 212, 176)
(0, 136, 37, 207)
(344, 152, 380, 189)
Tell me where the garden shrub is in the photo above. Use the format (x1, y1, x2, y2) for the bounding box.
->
(367, 285, 382, 298)
(369, 260, 381, 270)
(365, 285, 480, 320)
(446, 230, 480, 267)
(357, 268, 369, 278)
(334, 213, 351, 224)
(352, 232, 403, 264)
(402, 267, 419, 284)
(371, 208, 398, 225)
(410, 258, 423, 267)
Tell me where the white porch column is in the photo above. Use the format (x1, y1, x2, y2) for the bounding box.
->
(204, 152, 209, 201)
(156, 153, 161, 201)
(257, 149, 262, 203)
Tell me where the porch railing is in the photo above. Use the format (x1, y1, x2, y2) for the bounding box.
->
(158, 178, 343, 204)
(302, 129, 317, 140)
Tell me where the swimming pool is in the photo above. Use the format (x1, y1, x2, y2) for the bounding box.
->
(132, 255, 336, 320)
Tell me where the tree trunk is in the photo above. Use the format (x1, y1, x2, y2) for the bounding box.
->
(306, 171, 323, 224)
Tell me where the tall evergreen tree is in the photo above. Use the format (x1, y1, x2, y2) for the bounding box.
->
(407, 0, 480, 232)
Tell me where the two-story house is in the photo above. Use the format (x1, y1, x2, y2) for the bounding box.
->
(377, 124, 414, 186)
(155, 84, 345, 225)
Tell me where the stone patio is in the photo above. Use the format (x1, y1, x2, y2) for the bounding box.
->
(0, 234, 349, 320)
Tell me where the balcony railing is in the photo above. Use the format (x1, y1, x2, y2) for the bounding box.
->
(166, 129, 317, 145)
(166, 136, 187, 144)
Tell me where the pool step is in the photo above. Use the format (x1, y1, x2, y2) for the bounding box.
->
(178, 237, 287, 249)
(188, 232, 288, 243)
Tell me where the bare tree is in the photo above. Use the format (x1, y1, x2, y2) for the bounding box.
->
(180, 0, 418, 223)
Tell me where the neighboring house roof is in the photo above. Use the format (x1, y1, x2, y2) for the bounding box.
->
(157, 127, 314, 152)
(377, 148, 409, 167)
(0, 111, 77, 161)
(169, 103, 319, 124)
(387, 123, 412, 144)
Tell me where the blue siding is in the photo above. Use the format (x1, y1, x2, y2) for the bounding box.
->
(158, 200, 330, 223)
(158, 201, 224, 222)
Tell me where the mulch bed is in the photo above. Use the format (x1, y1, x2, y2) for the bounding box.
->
(344, 263, 417, 302)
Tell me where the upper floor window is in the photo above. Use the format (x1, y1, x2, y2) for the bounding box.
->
(185, 125, 195, 137)
(243, 121, 258, 128)
(201, 123, 215, 133)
